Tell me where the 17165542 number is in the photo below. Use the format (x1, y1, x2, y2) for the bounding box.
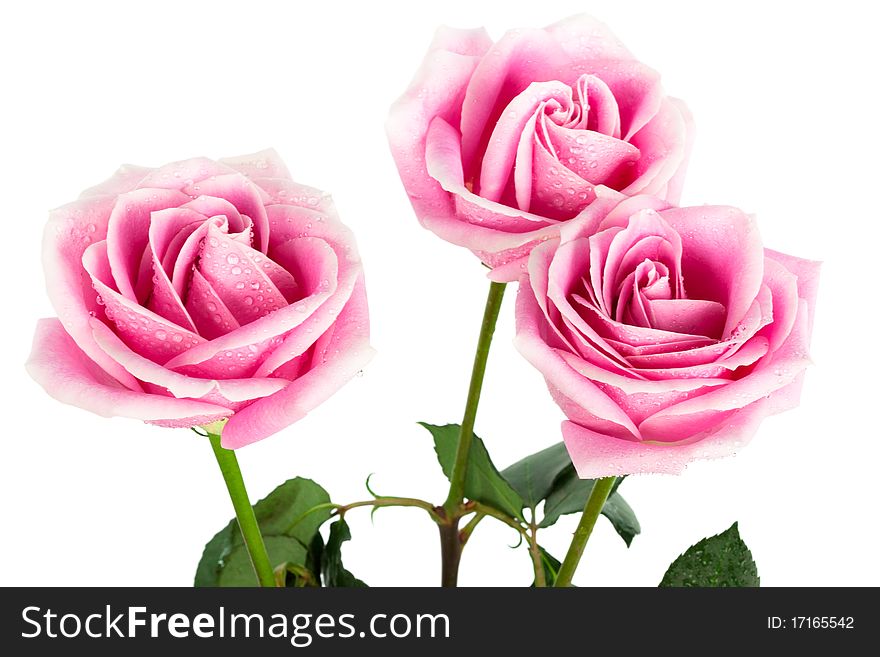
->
(768, 617, 855, 630)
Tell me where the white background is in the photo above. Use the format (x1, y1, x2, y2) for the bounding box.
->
(1, 0, 877, 587)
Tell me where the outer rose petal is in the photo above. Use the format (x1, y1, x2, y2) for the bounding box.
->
(386, 39, 486, 238)
(514, 281, 640, 438)
(219, 148, 293, 181)
(429, 25, 493, 57)
(563, 373, 808, 478)
(43, 195, 142, 391)
(660, 98, 694, 204)
(89, 319, 288, 407)
(78, 164, 150, 199)
(543, 14, 635, 62)
(765, 248, 821, 332)
(622, 98, 690, 202)
(135, 157, 238, 191)
(26, 319, 231, 426)
(221, 277, 375, 449)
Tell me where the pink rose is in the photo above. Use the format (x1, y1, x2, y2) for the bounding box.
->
(514, 195, 819, 477)
(26, 150, 373, 449)
(387, 14, 693, 279)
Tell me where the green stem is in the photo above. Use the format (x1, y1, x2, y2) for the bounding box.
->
(469, 502, 527, 537)
(341, 497, 440, 517)
(438, 519, 462, 588)
(207, 432, 276, 587)
(528, 517, 546, 587)
(439, 280, 506, 587)
(459, 513, 485, 547)
(554, 477, 616, 587)
(443, 280, 506, 513)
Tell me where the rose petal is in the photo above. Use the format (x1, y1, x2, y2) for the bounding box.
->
(622, 98, 690, 202)
(221, 277, 374, 449)
(253, 237, 359, 377)
(163, 242, 338, 379)
(43, 196, 142, 391)
(544, 124, 639, 188)
(89, 319, 287, 405)
(515, 283, 641, 438)
(647, 298, 726, 337)
(633, 336, 769, 382)
(135, 157, 238, 191)
(765, 248, 821, 334)
(185, 269, 241, 339)
(82, 241, 205, 362)
(251, 178, 336, 214)
(562, 370, 807, 477)
(197, 224, 289, 325)
(219, 148, 293, 181)
(639, 302, 812, 441)
(386, 40, 486, 239)
(543, 14, 635, 63)
(181, 195, 247, 235)
(79, 164, 150, 199)
(478, 81, 573, 202)
(460, 26, 571, 176)
(756, 255, 799, 351)
(146, 207, 206, 332)
(572, 74, 621, 137)
(661, 205, 765, 338)
(26, 318, 229, 426)
(105, 188, 191, 300)
(184, 174, 271, 253)
(424, 117, 561, 257)
(527, 135, 599, 219)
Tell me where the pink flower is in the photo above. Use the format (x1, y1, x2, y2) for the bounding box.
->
(26, 150, 373, 449)
(514, 195, 819, 477)
(387, 14, 693, 279)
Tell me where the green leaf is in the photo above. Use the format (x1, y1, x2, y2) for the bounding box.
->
(195, 477, 332, 587)
(279, 533, 324, 587)
(420, 422, 524, 521)
(659, 522, 760, 587)
(539, 468, 640, 546)
(532, 545, 562, 587)
(304, 532, 324, 586)
(501, 442, 572, 510)
(601, 491, 641, 547)
(322, 519, 367, 587)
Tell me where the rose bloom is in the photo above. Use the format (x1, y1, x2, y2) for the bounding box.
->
(27, 150, 373, 449)
(387, 14, 692, 278)
(514, 195, 819, 477)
